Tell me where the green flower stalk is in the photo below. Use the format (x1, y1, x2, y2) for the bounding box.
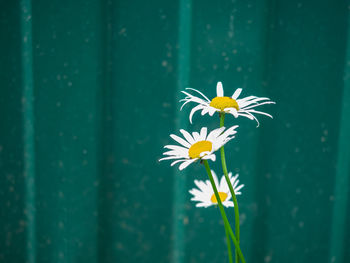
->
(202, 160, 246, 263)
(220, 113, 241, 263)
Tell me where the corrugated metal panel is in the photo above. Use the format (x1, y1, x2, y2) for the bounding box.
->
(0, 0, 349, 262)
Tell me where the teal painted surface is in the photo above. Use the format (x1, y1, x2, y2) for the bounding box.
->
(0, 1, 27, 262)
(1, 1, 350, 263)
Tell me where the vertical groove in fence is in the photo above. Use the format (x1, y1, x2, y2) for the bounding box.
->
(97, 0, 114, 261)
(20, 0, 36, 262)
(329, 14, 350, 263)
(172, 0, 192, 262)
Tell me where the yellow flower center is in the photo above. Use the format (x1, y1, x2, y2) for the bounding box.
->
(188, 140, 212, 159)
(211, 192, 228, 204)
(209, 96, 239, 111)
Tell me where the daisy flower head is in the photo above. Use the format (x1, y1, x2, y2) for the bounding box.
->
(159, 126, 238, 170)
(189, 170, 244, 208)
(180, 81, 275, 126)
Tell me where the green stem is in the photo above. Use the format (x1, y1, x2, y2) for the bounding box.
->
(220, 113, 241, 263)
(203, 160, 246, 263)
(225, 225, 233, 263)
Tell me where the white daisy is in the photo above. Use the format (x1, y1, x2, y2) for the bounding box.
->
(159, 126, 238, 170)
(189, 170, 244, 208)
(180, 81, 275, 126)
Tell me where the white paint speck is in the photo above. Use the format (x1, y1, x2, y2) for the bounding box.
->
(264, 255, 272, 262)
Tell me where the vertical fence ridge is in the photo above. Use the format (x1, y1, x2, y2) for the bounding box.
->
(172, 0, 192, 262)
(97, 0, 114, 261)
(20, 0, 36, 262)
(250, 1, 278, 261)
(328, 13, 350, 263)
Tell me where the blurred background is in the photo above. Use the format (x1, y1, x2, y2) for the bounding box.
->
(1, 0, 350, 262)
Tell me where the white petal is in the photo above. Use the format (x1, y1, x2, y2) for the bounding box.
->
(196, 202, 212, 208)
(244, 111, 260, 127)
(222, 201, 234, 207)
(231, 88, 242, 99)
(192, 132, 200, 141)
(246, 109, 273, 118)
(194, 180, 210, 193)
(226, 107, 238, 118)
(230, 175, 239, 187)
(180, 92, 209, 106)
(219, 175, 227, 190)
(236, 112, 254, 120)
(208, 107, 217, 116)
(216, 82, 224, 97)
(191, 196, 207, 202)
(228, 172, 233, 179)
(179, 129, 195, 144)
(162, 149, 187, 156)
(189, 104, 204, 124)
(238, 97, 273, 108)
(159, 156, 185, 161)
(199, 151, 211, 157)
(201, 107, 209, 116)
(207, 127, 225, 142)
(164, 145, 188, 151)
(180, 98, 192, 111)
(199, 127, 208, 140)
(211, 171, 220, 187)
(186, 87, 211, 102)
(216, 125, 238, 141)
(195, 181, 213, 196)
(242, 101, 275, 110)
(237, 95, 257, 104)
(170, 134, 191, 148)
(189, 189, 207, 200)
(191, 193, 208, 202)
(212, 127, 238, 150)
(232, 179, 239, 189)
(235, 184, 244, 193)
(171, 159, 186, 167)
(205, 180, 213, 191)
(179, 158, 197, 170)
(201, 154, 216, 162)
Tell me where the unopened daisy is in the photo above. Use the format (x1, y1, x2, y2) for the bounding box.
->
(189, 170, 244, 208)
(159, 126, 238, 170)
(180, 81, 275, 126)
